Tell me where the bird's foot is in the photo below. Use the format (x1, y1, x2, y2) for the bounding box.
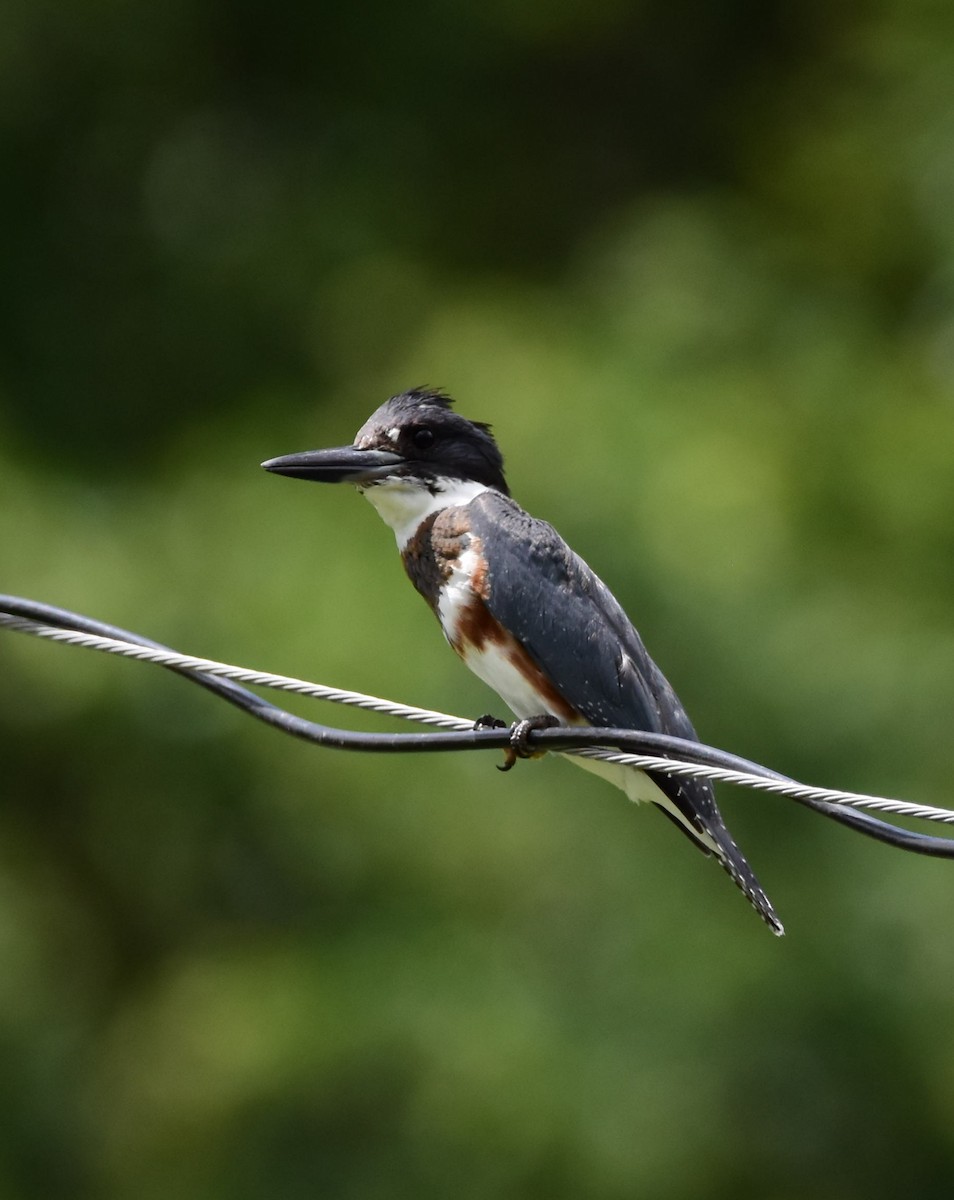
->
(498, 714, 561, 772)
(473, 713, 508, 731)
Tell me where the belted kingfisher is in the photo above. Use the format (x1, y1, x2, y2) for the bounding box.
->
(263, 388, 783, 935)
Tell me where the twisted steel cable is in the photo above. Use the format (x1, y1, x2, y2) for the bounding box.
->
(2, 596, 953, 858)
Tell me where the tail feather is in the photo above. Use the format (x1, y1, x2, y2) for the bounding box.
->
(563, 753, 784, 934)
(654, 802, 784, 936)
(717, 831, 785, 937)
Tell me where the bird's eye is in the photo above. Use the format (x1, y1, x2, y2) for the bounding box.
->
(412, 427, 435, 450)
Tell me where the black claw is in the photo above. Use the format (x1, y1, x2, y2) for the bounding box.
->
(497, 714, 561, 772)
(473, 713, 508, 731)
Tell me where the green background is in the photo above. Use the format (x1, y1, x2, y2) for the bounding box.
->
(2, 1, 954, 1196)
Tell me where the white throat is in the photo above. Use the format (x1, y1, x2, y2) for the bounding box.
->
(360, 475, 491, 548)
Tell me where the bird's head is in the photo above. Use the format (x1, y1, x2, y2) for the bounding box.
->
(262, 389, 510, 545)
(262, 388, 509, 496)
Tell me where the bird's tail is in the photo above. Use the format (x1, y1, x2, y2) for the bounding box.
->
(715, 844, 782, 936)
(715, 837, 784, 936)
(686, 810, 783, 937)
(565, 753, 784, 934)
(652, 790, 785, 936)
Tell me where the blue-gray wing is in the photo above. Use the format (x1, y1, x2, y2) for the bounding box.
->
(465, 491, 716, 831)
(463, 491, 783, 936)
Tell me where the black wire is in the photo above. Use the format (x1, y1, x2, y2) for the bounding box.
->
(2, 593, 953, 859)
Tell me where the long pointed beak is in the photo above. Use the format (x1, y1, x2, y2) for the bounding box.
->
(261, 445, 406, 484)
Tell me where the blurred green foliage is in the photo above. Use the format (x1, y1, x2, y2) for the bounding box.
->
(2, 0, 954, 1196)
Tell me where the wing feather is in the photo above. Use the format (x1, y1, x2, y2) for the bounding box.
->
(466, 493, 713, 816)
(462, 492, 782, 935)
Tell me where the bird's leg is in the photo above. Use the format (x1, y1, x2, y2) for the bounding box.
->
(498, 714, 561, 773)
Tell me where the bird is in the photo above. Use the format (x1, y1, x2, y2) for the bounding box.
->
(262, 388, 783, 935)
